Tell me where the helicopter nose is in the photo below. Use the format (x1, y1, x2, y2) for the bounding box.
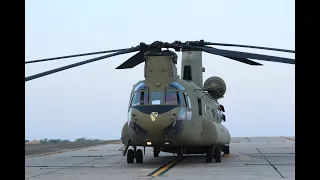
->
(129, 105, 181, 131)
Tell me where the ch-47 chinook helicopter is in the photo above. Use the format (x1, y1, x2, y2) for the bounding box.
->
(25, 40, 295, 164)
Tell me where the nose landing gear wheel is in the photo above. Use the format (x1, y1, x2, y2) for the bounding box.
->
(135, 149, 143, 163)
(127, 149, 134, 163)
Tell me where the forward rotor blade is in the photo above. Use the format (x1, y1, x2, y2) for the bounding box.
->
(222, 56, 263, 65)
(25, 48, 129, 64)
(25, 47, 139, 82)
(115, 51, 145, 69)
(203, 42, 295, 53)
(188, 45, 294, 64)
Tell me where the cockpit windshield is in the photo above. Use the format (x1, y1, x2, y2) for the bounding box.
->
(130, 82, 190, 107)
(151, 92, 163, 104)
(165, 91, 179, 105)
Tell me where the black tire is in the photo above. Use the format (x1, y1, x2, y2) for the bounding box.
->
(177, 152, 183, 156)
(205, 147, 213, 163)
(154, 148, 160, 157)
(214, 147, 221, 163)
(154, 151, 160, 157)
(135, 149, 143, 163)
(223, 145, 230, 154)
(127, 149, 134, 163)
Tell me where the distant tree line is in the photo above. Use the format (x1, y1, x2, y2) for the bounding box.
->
(25, 137, 103, 144)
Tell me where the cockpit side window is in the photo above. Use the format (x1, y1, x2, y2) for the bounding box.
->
(131, 92, 141, 106)
(183, 93, 188, 107)
(140, 91, 149, 105)
(183, 93, 192, 108)
(131, 83, 149, 106)
(131, 91, 149, 106)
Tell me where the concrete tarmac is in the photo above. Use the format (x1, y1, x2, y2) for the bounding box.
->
(25, 136, 295, 180)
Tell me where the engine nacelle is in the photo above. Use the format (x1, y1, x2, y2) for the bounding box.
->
(203, 76, 226, 99)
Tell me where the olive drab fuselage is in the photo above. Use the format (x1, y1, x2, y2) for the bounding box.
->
(121, 50, 231, 154)
(24, 39, 294, 159)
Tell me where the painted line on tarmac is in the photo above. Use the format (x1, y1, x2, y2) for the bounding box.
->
(147, 156, 185, 177)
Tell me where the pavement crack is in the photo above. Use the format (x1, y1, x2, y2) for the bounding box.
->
(256, 148, 285, 178)
(245, 137, 251, 143)
(230, 146, 244, 155)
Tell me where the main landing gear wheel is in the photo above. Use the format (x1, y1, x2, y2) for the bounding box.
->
(177, 152, 183, 156)
(214, 147, 221, 163)
(127, 149, 134, 163)
(154, 148, 160, 157)
(222, 145, 230, 154)
(135, 149, 143, 163)
(205, 146, 213, 163)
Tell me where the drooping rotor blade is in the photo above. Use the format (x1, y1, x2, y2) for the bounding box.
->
(25, 47, 140, 82)
(203, 42, 295, 53)
(187, 45, 294, 64)
(25, 48, 129, 64)
(222, 56, 263, 65)
(115, 51, 145, 69)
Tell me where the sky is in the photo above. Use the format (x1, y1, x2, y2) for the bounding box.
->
(25, 0, 295, 141)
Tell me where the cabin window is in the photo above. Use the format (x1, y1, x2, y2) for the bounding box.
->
(197, 99, 202, 115)
(151, 92, 163, 105)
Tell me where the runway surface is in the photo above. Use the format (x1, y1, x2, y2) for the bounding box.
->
(25, 136, 295, 180)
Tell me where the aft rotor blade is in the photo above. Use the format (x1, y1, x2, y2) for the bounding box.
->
(25, 47, 139, 82)
(25, 48, 129, 64)
(203, 42, 295, 53)
(188, 45, 295, 64)
(222, 56, 263, 65)
(115, 51, 145, 69)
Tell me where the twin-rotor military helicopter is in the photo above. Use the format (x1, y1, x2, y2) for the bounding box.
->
(25, 40, 295, 163)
